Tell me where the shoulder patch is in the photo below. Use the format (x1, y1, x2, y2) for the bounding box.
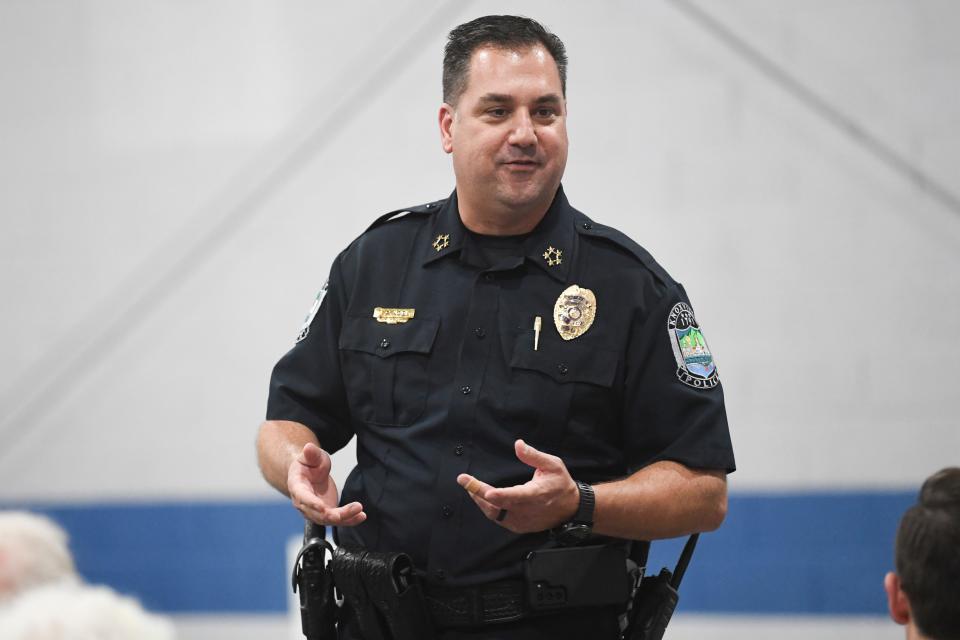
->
(574, 213, 672, 286)
(364, 198, 446, 233)
(295, 281, 328, 343)
(667, 301, 720, 389)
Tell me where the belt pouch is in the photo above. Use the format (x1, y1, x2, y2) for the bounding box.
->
(331, 546, 387, 640)
(359, 551, 436, 640)
(524, 544, 630, 611)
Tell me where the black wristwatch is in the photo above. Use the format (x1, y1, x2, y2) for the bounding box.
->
(555, 480, 595, 545)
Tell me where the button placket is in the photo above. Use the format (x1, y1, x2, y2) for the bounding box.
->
(426, 269, 498, 578)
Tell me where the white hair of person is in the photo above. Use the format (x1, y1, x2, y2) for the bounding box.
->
(0, 583, 176, 640)
(0, 512, 78, 601)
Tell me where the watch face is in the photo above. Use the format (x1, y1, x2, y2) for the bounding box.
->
(558, 523, 591, 545)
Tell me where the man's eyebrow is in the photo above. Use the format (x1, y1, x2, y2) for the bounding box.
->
(477, 93, 514, 104)
(534, 94, 563, 105)
(476, 93, 563, 105)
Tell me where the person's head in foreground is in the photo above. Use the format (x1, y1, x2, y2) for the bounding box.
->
(885, 467, 960, 640)
(0, 512, 77, 602)
(0, 583, 176, 640)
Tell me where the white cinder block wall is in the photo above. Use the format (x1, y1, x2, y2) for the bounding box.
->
(1, 2, 957, 639)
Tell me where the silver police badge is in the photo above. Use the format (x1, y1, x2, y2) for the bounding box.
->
(554, 284, 596, 340)
(667, 302, 719, 389)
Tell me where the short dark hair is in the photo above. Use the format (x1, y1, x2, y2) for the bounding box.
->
(895, 467, 960, 640)
(443, 15, 567, 105)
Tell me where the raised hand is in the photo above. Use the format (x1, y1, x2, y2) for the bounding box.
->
(457, 439, 579, 533)
(287, 442, 366, 527)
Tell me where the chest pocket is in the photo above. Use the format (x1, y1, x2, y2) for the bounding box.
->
(505, 330, 619, 445)
(339, 315, 439, 427)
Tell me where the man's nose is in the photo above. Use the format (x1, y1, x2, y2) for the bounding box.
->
(507, 110, 537, 148)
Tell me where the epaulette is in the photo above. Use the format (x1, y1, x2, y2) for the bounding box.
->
(364, 198, 446, 233)
(574, 213, 672, 287)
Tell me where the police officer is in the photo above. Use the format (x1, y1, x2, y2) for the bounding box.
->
(258, 15, 735, 639)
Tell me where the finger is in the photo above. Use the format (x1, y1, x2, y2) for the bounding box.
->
(306, 504, 364, 527)
(467, 490, 503, 521)
(323, 502, 364, 524)
(470, 494, 520, 533)
(337, 512, 368, 527)
(298, 442, 328, 472)
(290, 484, 328, 513)
(301, 507, 366, 528)
(486, 482, 539, 506)
(297, 504, 329, 526)
(514, 439, 561, 471)
(457, 474, 500, 503)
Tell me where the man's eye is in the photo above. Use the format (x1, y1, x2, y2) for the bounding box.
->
(488, 108, 508, 117)
(536, 108, 556, 118)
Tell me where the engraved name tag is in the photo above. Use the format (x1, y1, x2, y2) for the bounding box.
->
(373, 307, 416, 324)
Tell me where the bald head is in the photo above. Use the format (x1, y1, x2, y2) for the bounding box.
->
(0, 511, 77, 601)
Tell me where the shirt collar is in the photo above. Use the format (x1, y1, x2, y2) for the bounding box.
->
(422, 185, 575, 282)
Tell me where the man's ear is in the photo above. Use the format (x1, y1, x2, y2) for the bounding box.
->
(884, 571, 911, 625)
(438, 103, 455, 154)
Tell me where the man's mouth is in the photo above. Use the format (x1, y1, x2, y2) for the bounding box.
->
(502, 160, 539, 168)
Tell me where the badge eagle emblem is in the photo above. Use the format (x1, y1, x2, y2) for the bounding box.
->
(554, 284, 596, 340)
(667, 302, 719, 389)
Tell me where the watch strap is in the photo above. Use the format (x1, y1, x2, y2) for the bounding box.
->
(573, 480, 595, 525)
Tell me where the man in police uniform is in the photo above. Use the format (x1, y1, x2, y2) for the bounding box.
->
(258, 15, 735, 639)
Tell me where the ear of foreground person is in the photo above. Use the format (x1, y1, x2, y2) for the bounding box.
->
(884, 467, 960, 640)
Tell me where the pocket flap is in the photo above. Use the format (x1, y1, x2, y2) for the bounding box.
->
(510, 338, 618, 387)
(339, 315, 439, 358)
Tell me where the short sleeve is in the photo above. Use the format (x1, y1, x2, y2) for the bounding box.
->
(621, 283, 735, 474)
(266, 255, 355, 453)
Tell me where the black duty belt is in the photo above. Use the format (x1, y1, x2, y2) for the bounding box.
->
(421, 579, 527, 628)
(294, 522, 699, 640)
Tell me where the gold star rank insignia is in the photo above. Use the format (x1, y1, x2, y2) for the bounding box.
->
(432, 234, 450, 252)
(543, 246, 563, 267)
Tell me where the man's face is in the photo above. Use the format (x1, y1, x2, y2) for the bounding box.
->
(440, 45, 568, 214)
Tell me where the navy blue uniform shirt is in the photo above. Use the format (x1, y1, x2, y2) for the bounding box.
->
(267, 186, 735, 586)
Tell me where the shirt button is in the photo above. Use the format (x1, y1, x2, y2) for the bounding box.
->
(454, 444, 464, 456)
(379, 338, 390, 349)
(436, 569, 446, 580)
(461, 385, 472, 395)
(441, 505, 453, 518)
(582, 222, 592, 230)
(483, 273, 495, 282)
(474, 327, 486, 339)
(557, 363, 569, 375)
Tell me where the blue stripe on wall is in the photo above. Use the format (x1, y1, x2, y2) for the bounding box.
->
(8, 501, 304, 613)
(649, 491, 915, 615)
(3, 491, 915, 615)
